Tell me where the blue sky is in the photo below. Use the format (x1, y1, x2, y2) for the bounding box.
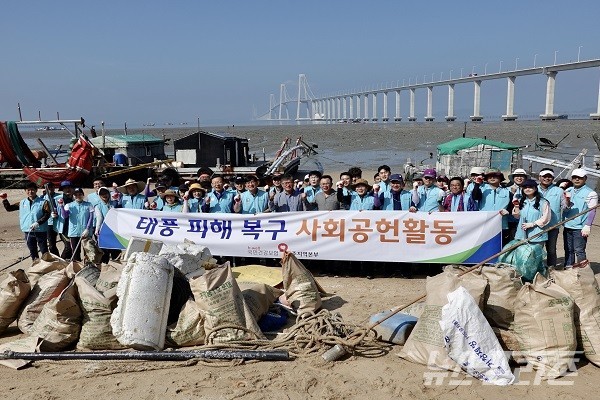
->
(1, 0, 599, 127)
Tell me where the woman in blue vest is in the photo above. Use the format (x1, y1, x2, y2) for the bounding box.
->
(160, 190, 184, 212)
(60, 187, 94, 261)
(337, 179, 375, 210)
(1, 182, 51, 260)
(440, 177, 478, 212)
(511, 179, 550, 246)
(94, 187, 120, 263)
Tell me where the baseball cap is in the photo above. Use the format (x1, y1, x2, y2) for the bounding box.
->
(60, 180, 72, 188)
(422, 169, 436, 178)
(234, 176, 247, 184)
(571, 168, 587, 178)
(73, 187, 84, 195)
(521, 179, 538, 188)
(389, 173, 404, 183)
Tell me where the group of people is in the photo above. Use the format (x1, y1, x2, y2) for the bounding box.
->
(2, 163, 596, 270)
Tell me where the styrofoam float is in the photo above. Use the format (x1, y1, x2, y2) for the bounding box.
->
(111, 253, 174, 350)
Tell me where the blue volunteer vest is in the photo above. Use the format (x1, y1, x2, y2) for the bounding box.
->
(538, 184, 563, 226)
(379, 190, 412, 210)
(67, 201, 93, 237)
(564, 185, 594, 229)
(350, 193, 375, 210)
(121, 193, 146, 209)
(515, 197, 549, 242)
(240, 190, 269, 214)
(206, 190, 234, 213)
(478, 184, 510, 229)
(416, 185, 444, 212)
(19, 196, 48, 233)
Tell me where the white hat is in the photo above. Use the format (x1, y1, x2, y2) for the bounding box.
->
(571, 168, 587, 178)
(538, 169, 555, 177)
(511, 168, 528, 176)
(469, 167, 485, 175)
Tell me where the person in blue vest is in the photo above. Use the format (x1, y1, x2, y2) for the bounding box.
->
(410, 169, 445, 213)
(86, 178, 106, 207)
(202, 176, 235, 213)
(43, 181, 60, 255)
(537, 168, 566, 267)
(117, 178, 146, 209)
(301, 170, 322, 211)
(94, 186, 120, 263)
(465, 166, 486, 198)
(144, 179, 168, 210)
(234, 175, 269, 214)
(376, 165, 392, 194)
(53, 180, 75, 259)
(337, 178, 376, 210)
(1, 182, 51, 260)
(511, 179, 550, 245)
(59, 187, 94, 261)
(160, 190, 184, 212)
(471, 168, 511, 244)
(440, 177, 478, 212)
(373, 174, 412, 211)
(182, 183, 206, 213)
(506, 168, 529, 241)
(563, 168, 598, 268)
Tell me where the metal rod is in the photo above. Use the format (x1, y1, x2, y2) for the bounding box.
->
(0, 256, 30, 273)
(15, 118, 85, 125)
(1, 349, 291, 362)
(36, 138, 59, 165)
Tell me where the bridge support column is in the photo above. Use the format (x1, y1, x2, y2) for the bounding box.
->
(349, 96, 354, 119)
(425, 86, 434, 121)
(502, 76, 518, 121)
(445, 84, 456, 121)
(408, 88, 417, 121)
(395, 90, 402, 121)
(383, 92, 389, 121)
(540, 71, 558, 120)
(363, 94, 369, 121)
(470, 80, 483, 121)
(343, 97, 347, 120)
(372, 93, 378, 121)
(337, 97, 341, 121)
(591, 71, 600, 120)
(356, 95, 361, 119)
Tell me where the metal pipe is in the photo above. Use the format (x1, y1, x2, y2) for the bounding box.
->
(0, 349, 291, 362)
(15, 118, 85, 125)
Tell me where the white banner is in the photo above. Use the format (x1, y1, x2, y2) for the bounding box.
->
(98, 209, 502, 264)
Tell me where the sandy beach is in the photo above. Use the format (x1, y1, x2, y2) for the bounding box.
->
(1, 180, 600, 399)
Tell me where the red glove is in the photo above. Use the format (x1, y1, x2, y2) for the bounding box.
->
(0, 192, 7, 200)
(475, 176, 484, 184)
(57, 197, 64, 205)
(512, 199, 520, 207)
(150, 202, 158, 210)
(111, 192, 120, 201)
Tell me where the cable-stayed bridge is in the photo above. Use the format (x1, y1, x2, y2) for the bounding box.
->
(258, 59, 600, 122)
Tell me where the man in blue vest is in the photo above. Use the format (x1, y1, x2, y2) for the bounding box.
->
(2, 182, 51, 260)
(410, 169, 445, 213)
(117, 178, 146, 209)
(537, 168, 565, 267)
(563, 168, 598, 268)
(234, 175, 269, 214)
(202, 176, 235, 213)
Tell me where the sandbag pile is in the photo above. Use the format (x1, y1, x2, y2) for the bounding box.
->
(395, 261, 600, 382)
(0, 241, 320, 363)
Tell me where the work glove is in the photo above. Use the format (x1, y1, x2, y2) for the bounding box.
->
(474, 176, 484, 184)
(51, 211, 58, 218)
(264, 185, 270, 191)
(336, 181, 344, 188)
(30, 222, 39, 231)
(372, 183, 380, 193)
(0, 192, 7, 200)
(144, 201, 150, 209)
(57, 197, 64, 206)
(582, 225, 591, 237)
(412, 182, 419, 190)
(111, 191, 120, 201)
(234, 195, 241, 202)
(82, 229, 89, 238)
(150, 202, 158, 210)
(498, 209, 509, 216)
